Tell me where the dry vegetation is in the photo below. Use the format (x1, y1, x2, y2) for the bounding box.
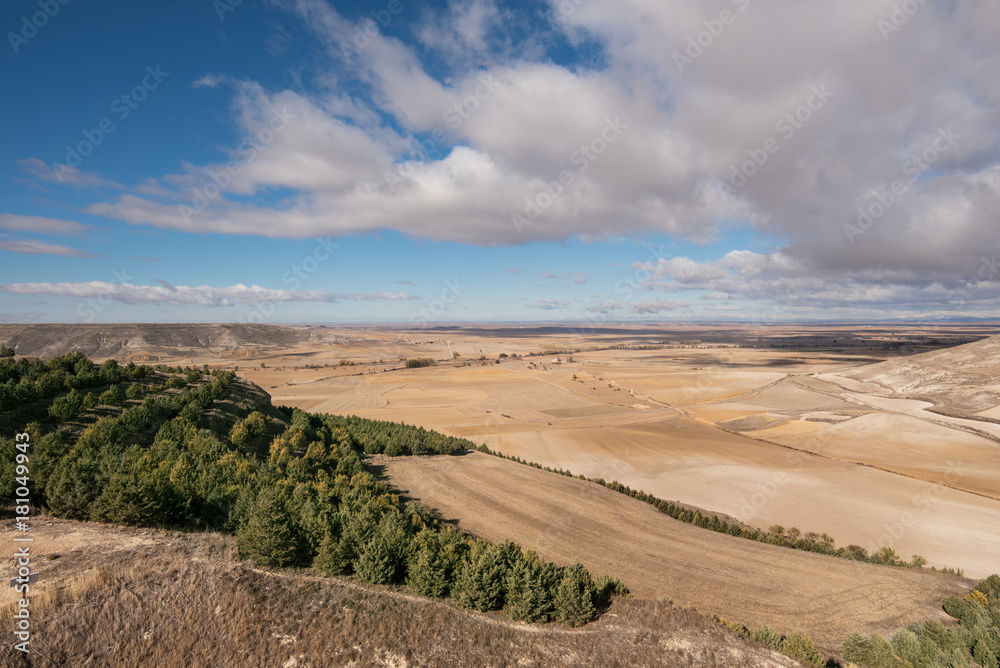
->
(380, 451, 972, 656)
(3, 322, 999, 665)
(0, 519, 809, 668)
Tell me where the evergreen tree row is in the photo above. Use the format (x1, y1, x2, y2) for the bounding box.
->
(0, 358, 626, 629)
(843, 576, 1000, 667)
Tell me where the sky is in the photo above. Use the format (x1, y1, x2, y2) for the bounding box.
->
(1, 0, 998, 325)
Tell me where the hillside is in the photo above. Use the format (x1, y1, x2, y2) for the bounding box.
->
(0, 323, 340, 361)
(381, 451, 973, 655)
(844, 334, 1000, 415)
(0, 518, 810, 668)
(3, 353, 995, 667)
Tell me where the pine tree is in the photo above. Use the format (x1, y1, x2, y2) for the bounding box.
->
(406, 531, 451, 598)
(453, 540, 509, 612)
(505, 551, 557, 622)
(554, 562, 597, 627)
(235, 487, 308, 567)
(313, 532, 352, 575)
(355, 534, 396, 584)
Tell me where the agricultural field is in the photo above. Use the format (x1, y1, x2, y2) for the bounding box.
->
(2, 323, 999, 666)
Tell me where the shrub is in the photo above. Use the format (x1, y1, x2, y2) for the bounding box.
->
(453, 541, 509, 612)
(841, 632, 897, 668)
(405, 358, 435, 369)
(235, 488, 309, 568)
(126, 383, 143, 400)
(753, 625, 782, 648)
(505, 551, 558, 623)
(49, 390, 84, 420)
(554, 562, 597, 627)
(781, 631, 824, 667)
(891, 629, 922, 664)
(407, 531, 452, 598)
(166, 375, 187, 390)
(99, 386, 124, 405)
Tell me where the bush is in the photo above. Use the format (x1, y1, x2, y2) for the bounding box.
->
(405, 358, 435, 369)
(49, 390, 83, 420)
(891, 629, 922, 664)
(453, 541, 509, 612)
(841, 632, 897, 668)
(99, 386, 124, 405)
(780, 631, 824, 667)
(166, 375, 187, 390)
(407, 531, 452, 598)
(126, 383, 143, 400)
(235, 488, 309, 568)
(554, 562, 597, 627)
(505, 551, 558, 622)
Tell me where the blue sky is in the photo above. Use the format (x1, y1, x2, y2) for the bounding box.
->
(1, 0, 998, 324)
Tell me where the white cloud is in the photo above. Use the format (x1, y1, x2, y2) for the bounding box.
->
(0, 214, 92, 237)
(629, 299, 687, 315)
(77, 0, 1000, 314)
(525, 298, 570, 310)
(19, 158, 124, 190)
(0, 282, 422, 307)
(0, 240, 99, 258)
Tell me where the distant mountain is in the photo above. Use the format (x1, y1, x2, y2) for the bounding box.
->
(0, 323, 344, 359)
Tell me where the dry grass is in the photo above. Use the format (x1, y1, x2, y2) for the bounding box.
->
(381, 451, 973, 656)
(0, 519, 808, 668)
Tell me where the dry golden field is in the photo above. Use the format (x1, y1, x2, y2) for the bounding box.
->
(379, 451, 972, 655)
(4, 322, 997, 579)
(3, 322, 999, 663)
(0, 518, 812, 668)
(176, 324, 1000, 581)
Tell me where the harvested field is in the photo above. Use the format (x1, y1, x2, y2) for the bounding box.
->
(381, 452, 973, 655)
(0, 518, 811, 668)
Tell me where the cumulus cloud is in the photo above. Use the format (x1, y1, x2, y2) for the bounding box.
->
(585, 300, 620, 315)
(76, 0, 1000, 314)
(0, 282, 422, 307)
